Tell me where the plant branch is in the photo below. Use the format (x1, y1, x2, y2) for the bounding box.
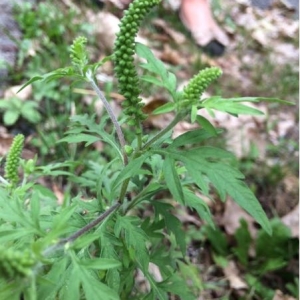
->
(87, 71, 128, 165)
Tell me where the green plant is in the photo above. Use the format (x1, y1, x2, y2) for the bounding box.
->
(202, 219, 298, 299)
(0, 0, 294, 298)
(0, 97, 41, 126)
(11, 1, 92, 159)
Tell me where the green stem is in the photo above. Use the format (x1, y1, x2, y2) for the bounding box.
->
(137, 128, 143, 150)
(142, 113, 185, 150)
(119, 178, 131, 205)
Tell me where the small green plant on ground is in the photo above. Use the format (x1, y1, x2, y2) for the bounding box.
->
(0, 97, 41, 126)
(0, 0, 294, 299)
(198, 219, 299, 299)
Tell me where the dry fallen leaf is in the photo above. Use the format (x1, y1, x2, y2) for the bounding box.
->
(148, 262, 163, 282)
(176, 209, 202, 226)
(52, 183, 64, 205)
(281, 204, 299, 238)
(221, 198, 257, 237)
(4, 84, 32, 100)
(152, 19, 186, 44)
(159, 44, 187, 65)
(223, 260, 248, 290)
(273, 289, 297, 300)
(90, 11, 120, 52)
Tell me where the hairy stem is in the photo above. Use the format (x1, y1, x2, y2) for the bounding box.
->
(87, 71, 128, 165)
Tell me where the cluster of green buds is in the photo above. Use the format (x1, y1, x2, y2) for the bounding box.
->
(70, 36, 88, 71)
(182, 67, 222, 107)
(4, 134, 24, 186)
(113, 0, 160, 129)
(0, 246, 36, 280)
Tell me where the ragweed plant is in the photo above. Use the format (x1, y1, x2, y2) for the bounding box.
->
(1, 0, 293, 298)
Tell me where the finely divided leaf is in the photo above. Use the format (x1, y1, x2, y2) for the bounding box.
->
(183, 188, 214, 227)
(164, 147, 271, 234)
(196, 115, 218, 135)
(157, 273, 195, 300)
(164, 213, 186, 255)
(206, 162, 271, 234)
(140, 75, 164, 87)
(114, 216, 149, 272)
(58, 134, 100, 146)
(38, 258, 69, 299)
(62, 114, 122, 160)
(170, 128, 219, 148)
(190, 104, 198, 123)
(163, 156, 184, 204)
(136, 43, 167, 76)
(152, 102, 176, 115)
(77, 265, 119, 300)
(112, 153, 150, 189)
(18, 67, 79, 93)
(136, 43, 177, 97)
(202, 96, 264, 116)
(80, 258, 121, 270)
(145, 273, 168, 300)
(218, 96, 294, 105)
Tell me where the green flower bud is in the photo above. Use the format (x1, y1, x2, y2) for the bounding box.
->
(142, 135, 149, 142)
(70, 36, 88, 69)
(0, 246, 36, 280)
(4, 134, 24, 186)
(113, 0, 161, 129)
(124, 145, 134, 155)
(183, 67, 222, 106)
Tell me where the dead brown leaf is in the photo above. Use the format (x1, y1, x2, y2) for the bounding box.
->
(221, 198, 257, 237)
(273, 289, 297, 300)
(152, 19, 186, 44)
(52, 183, 64, 205)
(176, 209, 202, 226)
(223, 260, 248, 290)
(281, 204, 299, 238)
(4, 84, 32, 100)
(159, 44, 186, 65)
(90, 11, 120, 52)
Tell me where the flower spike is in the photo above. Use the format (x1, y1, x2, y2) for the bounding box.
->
(0, 246, 36, 280)
(4, 134, 24, 186)
(183, 67, 222, 106)
(113, 0, 161, 129)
